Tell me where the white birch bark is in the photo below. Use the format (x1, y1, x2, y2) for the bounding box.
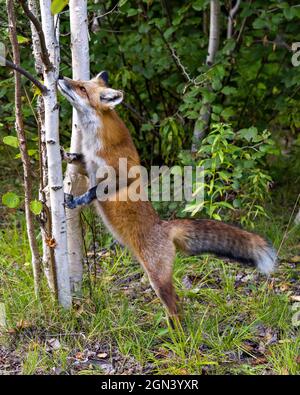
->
(28, 0, 56, 293)
(206, 0, 220, 66)
(28, 0, 43, 75)
(39, 0, 71, 308)
(65, 0, 90, 294)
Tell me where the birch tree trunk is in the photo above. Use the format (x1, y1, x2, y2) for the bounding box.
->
(192, 0, 220, 153)
(6, 0, 41, 296)
(65, 0, 90, 294)
(206, 0, 220, 66)
(39, 0, 71, 308)
(28, 0, 56, 293)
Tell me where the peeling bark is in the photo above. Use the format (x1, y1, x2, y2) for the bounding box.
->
(28, 0, 56, 293)
(65, 0, 90, 294)
(39, 0, 71, 308)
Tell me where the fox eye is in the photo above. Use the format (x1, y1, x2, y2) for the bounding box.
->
(79, 86, 86, 94)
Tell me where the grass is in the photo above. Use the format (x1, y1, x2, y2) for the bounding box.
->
(0, 197, 300, 375)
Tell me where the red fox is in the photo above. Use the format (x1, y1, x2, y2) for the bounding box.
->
(58, 72, 276, 321)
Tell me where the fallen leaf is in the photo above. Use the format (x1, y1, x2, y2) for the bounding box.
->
(16, 319, 31, 330)
(251, 357, 268, 366)
(97, 352, 108, 359)
(291, 256, 300, 263)
(75, 305, 84, 317)
(52, 367, 63, 375)
(279, 283, 289, 292)
(182, 275, 193, 290)
(46, 338, 61, 351)
(155, 347, 172, 359)
(290, 295, 300, 302)
(75, 351, 85, 360)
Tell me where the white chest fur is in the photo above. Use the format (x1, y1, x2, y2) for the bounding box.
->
(78, 109, 107, 187)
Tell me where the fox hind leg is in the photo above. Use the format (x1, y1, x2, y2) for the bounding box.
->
(139, 241, 181, 323)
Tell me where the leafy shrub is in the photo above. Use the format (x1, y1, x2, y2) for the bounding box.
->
(184, 123, 279, 226)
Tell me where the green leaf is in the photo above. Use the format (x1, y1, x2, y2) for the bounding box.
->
(17, 35, 30, 44)
(127, 8, 139, 17)
(3, 136, 18, 148)
(233, 199, 241, 208)
(30, 200, 43, 215)
(217, 201, 234, 209)
(238, 127, 258, 142)
(119, 0, 128, 7)
(2, 192, 20, 209)
(192, 0, 209, 11)
(283, 7, 298, 20)
(221, 107, 235, 120)
(51, 0, 69, 15)
(221, 86, 237, 96)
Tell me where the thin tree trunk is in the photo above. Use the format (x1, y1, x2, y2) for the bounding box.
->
(64, 0, 90, 294)
(227, 0, 241, 40)
(39, 0, 71, 308)
(28, 0, 43, 76)
(28, 0, 56, 293)
(192, 0, 220, 153)
(295, 209, 300, 225)
(206, 0, 220, 66)
(6, 0, 41, 296)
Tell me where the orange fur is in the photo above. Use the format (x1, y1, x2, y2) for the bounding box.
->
(59, 75, 276, 321)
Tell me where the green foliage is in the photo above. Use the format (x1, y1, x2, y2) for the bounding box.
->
(1, 0, 300, 223)
(3, 135, 18, 148)
(2, 191, 20, 209)
(185, 123, 278, 226)
(51, 0, 69, 15)
(0, 213, 299, 375)
(30, 200, 43, 215)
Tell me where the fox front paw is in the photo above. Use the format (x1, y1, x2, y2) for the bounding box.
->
(61, 147, 82, 164)
(64, 193, 77, 209)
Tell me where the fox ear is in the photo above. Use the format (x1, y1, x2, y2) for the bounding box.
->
(100, 88, 123, 109)
(96, 71, 109, 86)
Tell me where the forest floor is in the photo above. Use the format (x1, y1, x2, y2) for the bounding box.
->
(0, 162, 300, 375)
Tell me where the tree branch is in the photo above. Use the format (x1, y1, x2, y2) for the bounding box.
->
(227, 0, 241, 39)
(18, 0, 53, 72)
(0, 55, 48, 93)
(155, 25, 192, 83)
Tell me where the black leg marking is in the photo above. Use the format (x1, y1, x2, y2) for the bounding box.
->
(60, 146, 84, 164)
(64, 186, 97, 209)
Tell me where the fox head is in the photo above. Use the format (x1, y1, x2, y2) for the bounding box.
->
(57, 71, 123, 113)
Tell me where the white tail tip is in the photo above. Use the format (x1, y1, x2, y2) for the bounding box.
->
(256, 246, 277, 275)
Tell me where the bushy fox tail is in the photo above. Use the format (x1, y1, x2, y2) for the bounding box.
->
(168, 219, 276, 275)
